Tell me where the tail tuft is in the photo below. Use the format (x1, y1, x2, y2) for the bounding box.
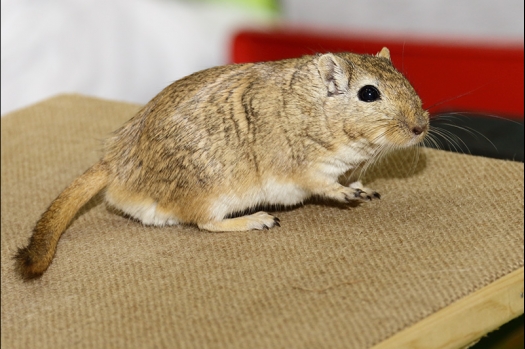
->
(14, 246, 46, 280)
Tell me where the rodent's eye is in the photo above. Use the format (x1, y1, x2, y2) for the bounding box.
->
(358, 85, 381, 102)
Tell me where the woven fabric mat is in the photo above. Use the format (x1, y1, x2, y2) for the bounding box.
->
(2, 94, 523, 349)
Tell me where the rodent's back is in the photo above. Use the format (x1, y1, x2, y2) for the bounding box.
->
(103, 56, 325, 192)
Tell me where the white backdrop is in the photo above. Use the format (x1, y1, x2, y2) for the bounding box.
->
(1, 0, 274, 116)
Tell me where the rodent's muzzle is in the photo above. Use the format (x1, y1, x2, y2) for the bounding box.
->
(411, 122, 428, 137)
(408, 116, 429, 144)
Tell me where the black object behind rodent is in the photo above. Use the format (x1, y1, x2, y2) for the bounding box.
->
(426, 114, 524, 162)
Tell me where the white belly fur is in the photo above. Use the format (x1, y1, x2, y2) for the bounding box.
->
(208, 178, 309, 221)
(105, 191, 180, 227)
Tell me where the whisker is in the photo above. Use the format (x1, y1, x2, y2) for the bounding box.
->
(437, 123, 499, 151)
(429, 127, 471, 154)
(423, 133, 444, 150)
(407, 144, 420, 176)
(426, 84, 490, 111)
(441, 111, 523, 125)
(428, 128, 459, 153)
(431, 113, 469, 123)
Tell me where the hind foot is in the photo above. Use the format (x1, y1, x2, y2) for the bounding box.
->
(198, 211, 280, 232)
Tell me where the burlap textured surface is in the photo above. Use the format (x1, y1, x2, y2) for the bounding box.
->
(1, 95, 523, 348)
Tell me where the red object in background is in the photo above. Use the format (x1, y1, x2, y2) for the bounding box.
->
(231, 29, 524, 120)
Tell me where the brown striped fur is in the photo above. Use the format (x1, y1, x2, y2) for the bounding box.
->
(15, 48, 429, 279)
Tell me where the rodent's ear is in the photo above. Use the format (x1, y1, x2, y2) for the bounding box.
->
(376, 47, 391, 60)
(318, 53, 350, 95)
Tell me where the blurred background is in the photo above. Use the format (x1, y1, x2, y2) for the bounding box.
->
(2, 0, 523, 116)
(1, 0, 523, 346)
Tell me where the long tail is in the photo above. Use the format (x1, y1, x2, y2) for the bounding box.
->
(14, 161, 110, 280)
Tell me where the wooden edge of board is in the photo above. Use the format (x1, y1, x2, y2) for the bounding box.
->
(372, 267, 524, 349)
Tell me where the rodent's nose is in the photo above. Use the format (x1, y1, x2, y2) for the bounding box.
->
(411, 124, 427, 136)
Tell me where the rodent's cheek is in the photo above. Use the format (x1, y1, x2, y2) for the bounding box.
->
(371, 123, 398, 147)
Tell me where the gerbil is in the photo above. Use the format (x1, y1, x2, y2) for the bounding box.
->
(14, 47, 429, 280)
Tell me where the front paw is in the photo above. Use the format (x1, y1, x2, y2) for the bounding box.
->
(318, 182, 380, 204)
(347, 181, 380, 202)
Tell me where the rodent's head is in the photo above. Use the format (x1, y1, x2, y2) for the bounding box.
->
(317, 47, 429, 148)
